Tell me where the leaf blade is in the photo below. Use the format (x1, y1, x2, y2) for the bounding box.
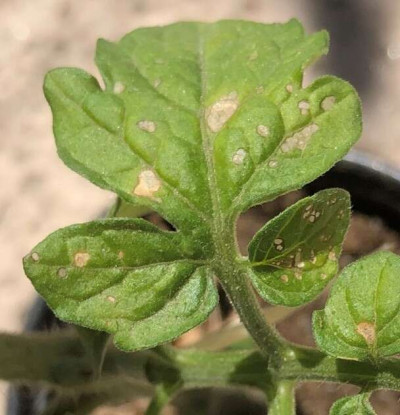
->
(248, 189, 350, 306)
(39, 20, 363, 350)
(329, 394, 376, 415)
(44, 20, 361, 230)
(23, 219, 217, 351)
(313, 251, 400, 360)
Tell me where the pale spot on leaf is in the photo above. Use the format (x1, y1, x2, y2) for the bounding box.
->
(338, 210, 345, 219)
(153, 79, 161, 88)
(286, 84, 293, 93)
(232, 148, 246, 165)
(206, 91, 239, 132)
(294, 272, 302, 280)
(357, 322, 375, 345)
(328, 197, 337, 205)
(268, 160, 278, 168)
(280, 274, 289, 283)
(281, 123, 319, 153)
(273, 238, 284, 252)
(134, 170, 161, 198)
(118, 251, 124, 259)
(31, 252, 40, 262)
(113, 81, 125, 94)
(256, 125, 270, 137)
(107, 296, 116, 303)
(74, 252, 90, 268)
(328, 251, 336, 261)
(298, 100, 310, 115)
(57, 268, 67, 278)
(321, 96, 336, 111)
(137, 120, 156, 133)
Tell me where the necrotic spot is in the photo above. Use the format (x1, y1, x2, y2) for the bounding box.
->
(206, 91, 239, 133)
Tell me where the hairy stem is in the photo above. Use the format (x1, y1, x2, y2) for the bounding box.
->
(3, 332, 400, 401)
(145, 383, 181, 415)
(217, 264, 286, 366)
(267, 381, 296, 415)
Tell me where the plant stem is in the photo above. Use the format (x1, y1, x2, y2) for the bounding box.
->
(175, 347, 400, 393)
(145, 383, 181, 415)
(217, 264, 286, 366)
(267, 381, 296, 415)
(4, 332, 400, 393)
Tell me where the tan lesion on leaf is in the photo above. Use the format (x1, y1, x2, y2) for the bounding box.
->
(133, 169, 161, 199)
(298, 100, 310, 115)
(256, 125, 270, 137)
(113, 81, 125, 94)
(281, 123, 319, 153)
(328, 250, 337, 261)
(57, 267, 67, 278)
(356, 321, 376, 345)
(280, 274, 289, 283)
(137, 120, 156, 133)
(206, 91, 239, 133)
(74, 251, 90, 267)
(286, 84, 293, 93)
(321, 96, 336, 111)
(31, 252, 40, 262)
(232, 148, 246, 165)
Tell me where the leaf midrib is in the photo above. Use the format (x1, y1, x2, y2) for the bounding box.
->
(196, 26, 234, 262)
(36, 258, 208, 272)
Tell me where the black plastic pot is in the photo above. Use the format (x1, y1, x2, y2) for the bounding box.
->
(7, 149, 400, 415)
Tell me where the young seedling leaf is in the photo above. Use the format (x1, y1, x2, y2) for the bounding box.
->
(329, 394, 376, 415)
(35, 20, 362, 351)
(248, 189, 350, 306)
(44, 20, 361, 232)
(313, 251, 400, 360)
(24, 219, 218, 351)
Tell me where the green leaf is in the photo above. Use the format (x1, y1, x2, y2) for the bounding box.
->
(248, 189, 350, 306)
(44, 20, 361, 232)
(329, 394, 376, 415)
(23, 219, 218, 351)
(313, 251, 400, 360)
(35, 19, 362, 351)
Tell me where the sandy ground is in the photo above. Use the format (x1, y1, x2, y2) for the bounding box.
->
(0, 0, 399, 413)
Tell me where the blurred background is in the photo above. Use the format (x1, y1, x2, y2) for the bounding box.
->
(0, 0, 399, 413)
